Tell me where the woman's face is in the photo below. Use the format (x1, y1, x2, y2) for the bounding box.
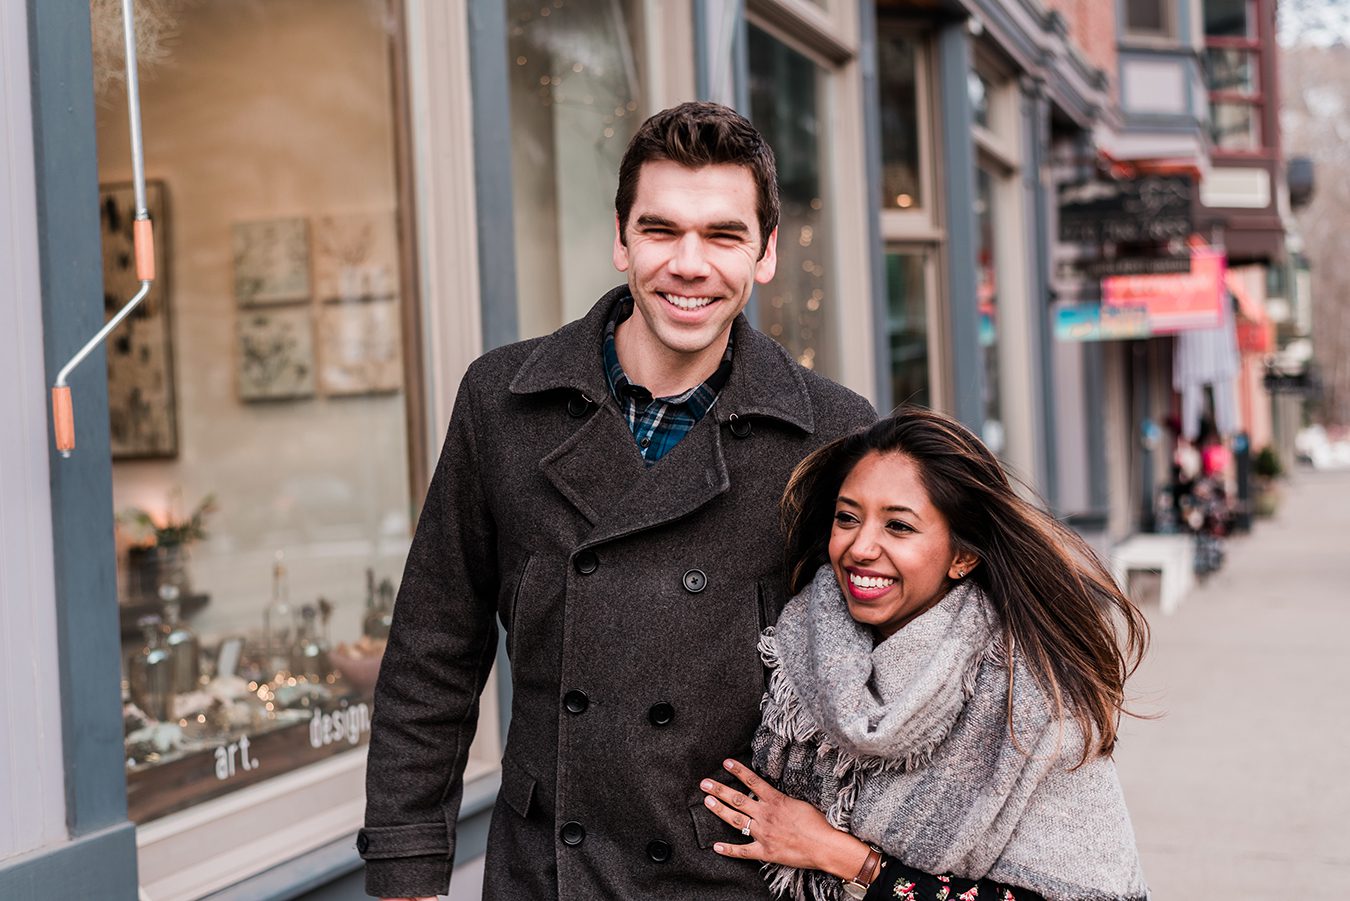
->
(828, 451, 977, 640)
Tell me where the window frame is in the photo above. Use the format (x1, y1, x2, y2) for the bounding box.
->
(1204, 8, 1266, 154)
(744, 0, 875, 401)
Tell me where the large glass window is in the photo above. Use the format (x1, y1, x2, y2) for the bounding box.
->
(975, 167, 1004, 455)
(508, 0, 645, 338)
(748, 25, 837, 376)
(884, 252, 930, 409)
(878, 32, 922, 211)
(95, 0, 417, 823)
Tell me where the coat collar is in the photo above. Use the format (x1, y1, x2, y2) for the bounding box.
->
(509, 285, 816, 435)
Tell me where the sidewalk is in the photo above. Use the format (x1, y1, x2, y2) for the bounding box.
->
(1114, 468, 1350, 897)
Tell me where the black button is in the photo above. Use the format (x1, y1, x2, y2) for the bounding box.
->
(647, 839, 671, 863)
(574, 551, 599, 574)
(560, 821, 586, 846)
(648, 703, 674, 727)
(563, 689, 589, 714)
(355, 832, 369, 854)
(682, 569, 707, 593)
(567, 394, 592, 417)
(640, 437, 651, 449)
(729, 416, 752, 438)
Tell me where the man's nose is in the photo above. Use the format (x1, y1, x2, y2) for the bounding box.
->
(668, 233, 712, 278)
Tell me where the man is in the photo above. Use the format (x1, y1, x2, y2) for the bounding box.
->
(359, 102, 875, 900)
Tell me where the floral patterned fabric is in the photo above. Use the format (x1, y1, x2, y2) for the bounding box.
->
(860, 856, 1046, 901)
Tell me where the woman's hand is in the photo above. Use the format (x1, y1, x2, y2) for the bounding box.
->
(700, 758, 872, 880)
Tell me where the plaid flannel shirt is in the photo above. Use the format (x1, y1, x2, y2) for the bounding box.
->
(602, 297, 733, 466)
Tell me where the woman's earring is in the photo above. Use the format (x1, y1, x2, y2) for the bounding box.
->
(956, 569, 967, 578)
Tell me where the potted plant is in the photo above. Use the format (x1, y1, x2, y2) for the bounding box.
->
(1252, 447, 1283, 517)
(120, 493, 218, 600)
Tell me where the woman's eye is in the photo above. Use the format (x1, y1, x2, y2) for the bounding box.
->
(832, 511, 857, 526)
(886, 520, 915, 534)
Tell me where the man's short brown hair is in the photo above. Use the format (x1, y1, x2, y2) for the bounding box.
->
(615, 101, 780, 258)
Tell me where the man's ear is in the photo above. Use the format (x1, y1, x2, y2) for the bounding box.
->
(754, 227, 778, 284)
(612, 214, 631, 273)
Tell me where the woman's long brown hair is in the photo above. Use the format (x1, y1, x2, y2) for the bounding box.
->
(782, 407, 1149, 762)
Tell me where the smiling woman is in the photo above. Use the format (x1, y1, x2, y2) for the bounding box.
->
(827, 451, 978, 639)
(698, 408, 1151, 901)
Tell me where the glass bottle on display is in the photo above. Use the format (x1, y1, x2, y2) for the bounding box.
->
(160, 595, 201, 693)
(290, 604, 331, 680)
(263, 551, 294, 674)
(128, 615, 174, 722)
(362, 570, 394, 640)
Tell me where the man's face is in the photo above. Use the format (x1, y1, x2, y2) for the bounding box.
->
(613, 160, 778, 364)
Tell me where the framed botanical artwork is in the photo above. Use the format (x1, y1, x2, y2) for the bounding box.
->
(318, 298, 404, 396)
(237, 307, 316, 401)
(100, 179, 178, 459)
(232, 217, 311, 306)
(313, 211, 400, 303)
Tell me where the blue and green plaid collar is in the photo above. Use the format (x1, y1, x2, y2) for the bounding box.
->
(602, 295, 734, 465)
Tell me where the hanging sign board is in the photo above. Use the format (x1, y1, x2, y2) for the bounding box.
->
(1058, 175, 1195, 245)
(1054, 303, 1151, 341)
(1101, 249, 1225, 334)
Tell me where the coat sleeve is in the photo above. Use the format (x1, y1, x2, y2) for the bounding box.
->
(359, 371, 501, 899)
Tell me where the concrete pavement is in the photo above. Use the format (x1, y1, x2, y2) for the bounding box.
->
(1114, 468, 1350, 897)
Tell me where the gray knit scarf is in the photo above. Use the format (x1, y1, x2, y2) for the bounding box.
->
(753, 567, 1148, 901)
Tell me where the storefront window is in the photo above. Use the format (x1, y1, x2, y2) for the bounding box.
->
(95, 0, 416, 823)
(508, 0, 645, 338)
(748, 25, 837, 376)
(975, 167, 1004, 455)
(969, 71, 991, 130)
(878, 32, 922, 211)
(884, 252, 930, 409)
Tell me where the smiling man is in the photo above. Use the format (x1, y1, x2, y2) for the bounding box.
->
(359, 102, 874, 901)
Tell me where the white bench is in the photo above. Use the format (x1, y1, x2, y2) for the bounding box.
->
(1109, 534, 1195, 615)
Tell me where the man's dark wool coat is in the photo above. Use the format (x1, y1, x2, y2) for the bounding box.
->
(360, 287, 875, 900)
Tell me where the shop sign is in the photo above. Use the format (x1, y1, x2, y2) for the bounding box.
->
(1264, 370, 1314, 394)
(1084, 256, 1193, 278)
(1101, 250, 1225, 334)
(1058, 175, 1194, 245)
(1053, 303, 1151, 342)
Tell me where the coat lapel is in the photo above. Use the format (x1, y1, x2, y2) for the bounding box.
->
(511, 286, 817, 543)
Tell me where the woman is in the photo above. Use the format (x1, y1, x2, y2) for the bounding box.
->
(699, 409, 1149, 900)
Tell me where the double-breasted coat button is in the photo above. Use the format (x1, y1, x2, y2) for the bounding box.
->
(729, 415, 752, 438)
(682, 568, 707, 593)
(647, 839, 672, 863)
(355, 832, 370, 853)
(648, 703, 674, 727)
(574, 551, 599, 574)
(563, 689, 589, 714)
(560, 821, 586, 846)
(566, 394, 592, 417)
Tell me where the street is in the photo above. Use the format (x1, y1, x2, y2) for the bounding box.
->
(1115, 468, 1350, 897)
